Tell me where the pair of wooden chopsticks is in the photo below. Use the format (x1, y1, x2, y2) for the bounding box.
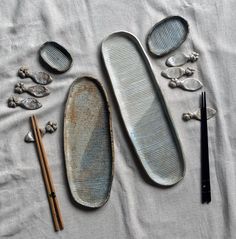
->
(31, 115, 64, 231)
(201, 92, 211, 204)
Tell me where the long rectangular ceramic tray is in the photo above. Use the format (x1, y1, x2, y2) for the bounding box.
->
(64, 76, 114, 208)
(102, 31, 185, 186)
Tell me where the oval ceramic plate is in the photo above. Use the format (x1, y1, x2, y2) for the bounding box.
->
(102, 31, 185, 186)
(39, 41, 73, 73)
(64, 77, 114, 208)
(147, 16, 189, 57)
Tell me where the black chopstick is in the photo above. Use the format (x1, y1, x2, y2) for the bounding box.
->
(201, 92, 211, 204)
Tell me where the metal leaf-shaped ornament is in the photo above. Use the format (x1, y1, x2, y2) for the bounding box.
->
(169, 78, 203, 91)
(166, 52, 199, 67)
(8, 96, 42, 110)
(15, 82, 50, 97)
(183, 107, 216, 121)
(18, 66, 53, 85)
(161, 67, 194, 79)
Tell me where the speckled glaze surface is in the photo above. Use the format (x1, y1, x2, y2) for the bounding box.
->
(39, 41, 72, 73)
(64, 77, 113, 208)
(147, 16, 189, 57)
(102, 31, 185, 186)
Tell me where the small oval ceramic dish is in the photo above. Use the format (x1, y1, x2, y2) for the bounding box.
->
(102, 31, 185, 186)
(147, 16, 189, 57)
(64, 76, 114, 208)
(39, 41, 72, 73)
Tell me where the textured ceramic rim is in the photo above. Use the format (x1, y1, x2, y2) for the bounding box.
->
(63, 76, 114, 208)
(101, 31, 186, 186)
(39, 41, 73, 73)
(146, 16, 189, 57)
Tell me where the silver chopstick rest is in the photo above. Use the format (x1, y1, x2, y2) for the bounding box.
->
(183, 107, 216, 121)
(18, 66, 53, 85)
(166, 52, 199, 67)
(15, 82, 50, 97)
(25, 121, 57, 142)
(8, 95, 42, 110)
(169, 78, 203, 91)
(161, 67, 194, 79)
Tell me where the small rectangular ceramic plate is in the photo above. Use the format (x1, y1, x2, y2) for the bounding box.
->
(102, 31, 185, 186)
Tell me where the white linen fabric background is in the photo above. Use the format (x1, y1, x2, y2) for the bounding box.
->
(0, 0, 235, 238)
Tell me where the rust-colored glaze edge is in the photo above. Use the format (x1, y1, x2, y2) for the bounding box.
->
(63, 76, 114, 208)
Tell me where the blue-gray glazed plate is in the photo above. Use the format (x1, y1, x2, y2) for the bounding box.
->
(102, 31, 185, 186)
(64, 76, 114, 208)
(147, 16, 189, 57)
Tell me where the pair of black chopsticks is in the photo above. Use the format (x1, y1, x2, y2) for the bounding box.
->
(201, 92, 211, 204)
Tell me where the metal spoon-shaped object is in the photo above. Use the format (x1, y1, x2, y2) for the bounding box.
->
(169, 78, 203, 91)
(25, 121, 57, 142)
(161, 67, 195, 79)
(182, 107, 216, 121)
(8, 95, 42, 110)
(15, 82, 50, 97)
(166, 52, 199, 67)
(18, 66, 53, 85)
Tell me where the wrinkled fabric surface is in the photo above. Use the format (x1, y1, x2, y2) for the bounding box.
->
(0, 0, 235, 238)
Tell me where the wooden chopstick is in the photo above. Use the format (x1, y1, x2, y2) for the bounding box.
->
(31, 116, 60, 231)
(201, 92, 211, 204)
(31, 115, 64, 231)
(33, 115, 64, 230)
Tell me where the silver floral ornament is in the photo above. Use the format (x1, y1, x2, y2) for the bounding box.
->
(14, 82, 50, 97)
(18, 66, 53, 85)
(166, 52, 199, 67)
(25, 121, 57, 142)
(161, 67, 195, 79)
(183, 108, 216, 121)
(169, 78, 203, 91)
(8, 95, 42, 110)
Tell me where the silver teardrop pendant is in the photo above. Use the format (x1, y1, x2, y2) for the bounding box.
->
(182, 107, 216, 121)
(18, 66, 53, 85)
(169, 78, 203, 91)
(8, 95, 42, 110)
(15, 82, 50, 97)
(166, 52, 199, 67)
(161, 67, 194, 79)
